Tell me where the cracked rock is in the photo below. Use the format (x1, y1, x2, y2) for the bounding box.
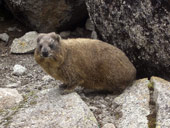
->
(151, 76, 170, 128)
(112, 78, 150, 128)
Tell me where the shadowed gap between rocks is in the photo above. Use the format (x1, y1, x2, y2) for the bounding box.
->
(147, 79, 157, 128)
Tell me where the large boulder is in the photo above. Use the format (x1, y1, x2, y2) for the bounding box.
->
(86, 0, 170, 78)
(4, 0, 88, 32)
(7, 88, 98, 128)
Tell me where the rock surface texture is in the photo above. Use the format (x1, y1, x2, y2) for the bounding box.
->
(112, 78, 150, 128)
(4, 0, 88, 32)
(151, 77, 170, 128)
(86, 0, 170, 78)
(10, 31, 38, 53)
(0, 88, 23, 109)
(8, 88, 98, 128)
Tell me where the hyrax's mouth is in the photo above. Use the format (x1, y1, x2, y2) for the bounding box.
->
(40, 52, 53, 58)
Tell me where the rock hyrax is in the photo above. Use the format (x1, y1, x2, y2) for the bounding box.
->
(34, 32, 136, 94)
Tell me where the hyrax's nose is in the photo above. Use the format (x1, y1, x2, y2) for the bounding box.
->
(42, 50, 48, 57)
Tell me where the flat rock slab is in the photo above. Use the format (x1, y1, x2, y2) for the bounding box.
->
(10, 31, 38, 54)
(8, 88, 98, 128)
(151, 77, 170, 128)
(112, 78, 150, 128)
(0, 88, 23, 110)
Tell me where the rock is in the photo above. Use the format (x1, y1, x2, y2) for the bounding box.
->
(12, 64, 27, 76)
(10, 31, 38, 53)
(151, 76, 170, 128)
(8, 88, 98, 128)
(112, 78, 150, 128)
(59, 31, 71, 38)
(42, 75, 54, 82)
(91, 31, 98, 39)
(0, 33, 9, 42)
(5, 81, 21, 88)
(86, 0, 170, 78)
(102, 123, 116, 128)
(7, 27, 16, 32)
(4, 0, 88, 32)
(85, 18, 95, 31)
(0, 88, 23, 109)
(7, 26, 22, 32)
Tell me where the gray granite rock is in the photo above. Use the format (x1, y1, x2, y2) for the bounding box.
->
(8, 88, 98, 128)
(151, 76, 170, 128)
(10, 31, 38, 53)
(86, 0, 170, 78)
(12, 64, 27, 76)
(112, 78, 150, 128)
(0, 88, 23, 109)
(0, 33, 9, 42)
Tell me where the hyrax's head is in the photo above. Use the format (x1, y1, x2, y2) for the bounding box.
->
(36, 32, 61, 58)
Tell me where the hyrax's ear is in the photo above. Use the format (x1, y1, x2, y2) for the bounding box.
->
(49, 32, 61, 42)
(37, 33, 45, 43)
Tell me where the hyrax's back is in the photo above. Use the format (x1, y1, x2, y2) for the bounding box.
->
(63, 38, 136, 92)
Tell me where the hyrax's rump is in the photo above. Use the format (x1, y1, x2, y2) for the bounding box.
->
(34, 32, 136, 94)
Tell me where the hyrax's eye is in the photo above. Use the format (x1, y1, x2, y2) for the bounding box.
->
(49, 44, 54, 49)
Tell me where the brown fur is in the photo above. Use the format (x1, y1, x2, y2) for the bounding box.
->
(34, 32, 136, 94)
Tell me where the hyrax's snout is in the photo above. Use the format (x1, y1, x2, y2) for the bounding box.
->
(41, 48, 49, 57)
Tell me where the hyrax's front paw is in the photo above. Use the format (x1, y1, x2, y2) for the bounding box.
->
(59, 83, 68, 89)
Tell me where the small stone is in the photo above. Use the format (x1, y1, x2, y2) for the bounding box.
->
(85, 18, 95, 31)
(0, 33, 9, 42)
(91, 31, 98, 39)
(12, 64, 27, 76)
(42, 75, 54, 82)
(10, 31, 38, 54)
(0, 88, 23, 109)
(7, 26, 21, 32)
(102, 123, 116, 128)
(151, 76, 170, 128)
(7, 27, 16, 32)
(6, 81, 21, 88)
(60, 31, 71, 38)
